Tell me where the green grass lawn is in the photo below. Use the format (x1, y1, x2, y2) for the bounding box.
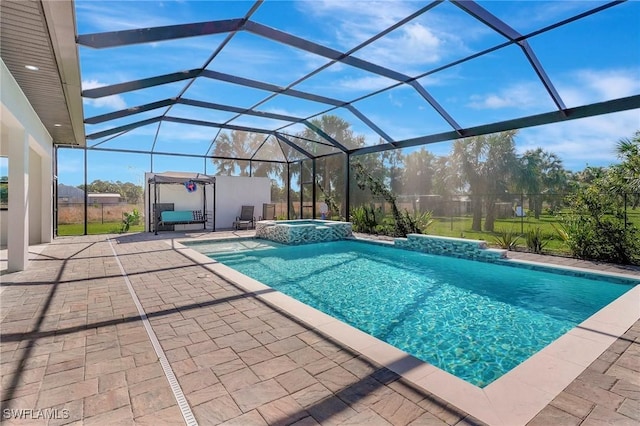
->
(58, 222, 144, 236)
(57, 208, 640, 256)
(425, 208, 640, 254)
(426, 214, 568, 253)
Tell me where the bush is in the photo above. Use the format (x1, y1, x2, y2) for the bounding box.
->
(493, 228, 521, 250)
(350, 205, 381, 234)
(555, 179, 640, 264)
(400, 210, 433, 235)
(121, 208, 140, 233)
(525, 227, 550, 254)
(555, 214, 639, 264)
(350, 206, 433, 237)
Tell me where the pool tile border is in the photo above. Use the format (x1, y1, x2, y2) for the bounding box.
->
(173, 236, 640, 426)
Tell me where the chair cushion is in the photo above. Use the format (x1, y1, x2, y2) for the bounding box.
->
(161, 210, 193, 222)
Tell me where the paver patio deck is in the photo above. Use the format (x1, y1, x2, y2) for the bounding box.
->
(0, 232, 638, 425)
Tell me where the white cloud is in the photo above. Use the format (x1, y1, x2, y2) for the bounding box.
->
(301, 1, 460, 74)
(156, 124, 216, 146)
(573, 69, 639, 104)
(279, 122, 307, 134)
(388, 92, 403, 108)
(552, 68, 640, 108)
(82, 79, 127, 110)
(303, 1, 412, 44)
(258, 107, 314, 120)
(503, 1, 601, 33)
(297, 51, 336, 72)
(229, 116, 290, 132)
(210, 40, 320, 85)
(517, 110, 639, 170)
(337, 75, 397, 92)
(76, 2, 174, 32)
(463, 67, 640, 169)
(466, 68, 639, 112)
(361, 22, 443, 67)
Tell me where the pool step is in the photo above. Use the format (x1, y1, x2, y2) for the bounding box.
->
(212, 253, 247, 261)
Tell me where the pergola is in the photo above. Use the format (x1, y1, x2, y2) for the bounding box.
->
(1, 0, 639, 267)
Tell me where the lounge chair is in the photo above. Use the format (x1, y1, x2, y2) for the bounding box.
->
(260, 203, 276, 221)
(234, 205, 255, 230)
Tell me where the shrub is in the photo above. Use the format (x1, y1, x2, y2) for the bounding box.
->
(493, 228, 521, 250)
(400, 210, 433, 235)
(555, 179, 640, 264)
(555, 214, 639, 264)
(121, 208, 140, 233)
(525, 227, 550, 254)
(350, 205, 380, 234)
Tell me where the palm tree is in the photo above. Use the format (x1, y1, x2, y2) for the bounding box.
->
(540, 151, 568, 213)
(211, 130, 266, 176)
(403, 148, 435, 196)
(616, 131, 640, 193)
(452, 137, 486, 231)
(516, 148, 567, 218)
(383, 149, 404, 196)
(432, 155, 457, 197)
(516, 150, 542, 215)
(452, 131, 517, 231)
(302, 115, 366, 217)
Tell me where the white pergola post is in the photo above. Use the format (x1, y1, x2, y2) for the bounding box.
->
(7, 127, 30, 272)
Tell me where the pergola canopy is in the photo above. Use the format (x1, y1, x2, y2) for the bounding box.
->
(148, 172, 216, 185)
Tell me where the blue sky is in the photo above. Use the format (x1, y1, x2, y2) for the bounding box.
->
(54, 0, 640, 186)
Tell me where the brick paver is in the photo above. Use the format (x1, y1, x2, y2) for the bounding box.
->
(1, 233, 638, 425)
(0, 236, 184, 424)
(509, 252, 640, 426)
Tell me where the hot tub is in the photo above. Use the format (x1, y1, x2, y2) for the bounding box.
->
(255, 219, 352, 244)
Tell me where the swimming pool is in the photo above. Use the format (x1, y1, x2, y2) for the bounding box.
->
(187, 238, 637, 387)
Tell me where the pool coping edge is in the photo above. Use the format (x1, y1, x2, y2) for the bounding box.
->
(169, 237, 640, 426)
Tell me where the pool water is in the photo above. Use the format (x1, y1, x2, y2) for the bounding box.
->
(194, 239, 636, 387)
(273, 220, 327, 225)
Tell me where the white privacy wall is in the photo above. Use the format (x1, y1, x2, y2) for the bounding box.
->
(144, 173, 271, 231)
(214, 175, 271, 229)
(1, 59, 53, 270)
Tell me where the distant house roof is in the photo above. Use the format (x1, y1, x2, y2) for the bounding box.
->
(57, 184, 84, 199)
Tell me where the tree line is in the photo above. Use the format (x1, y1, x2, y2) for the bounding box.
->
(77, 180, 143, 204)
(210, 115, 639, 232)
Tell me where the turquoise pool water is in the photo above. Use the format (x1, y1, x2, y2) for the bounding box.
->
(191, 239, 636, 387)
(274, 220, 327, 225)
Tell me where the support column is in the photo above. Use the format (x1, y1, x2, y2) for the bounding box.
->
(312, 158, 316, 219)
(41, 152, 53, 243)
(7, 127, 29, 271)
(344, 153, 350, 220)
(286, 163, 291, 220)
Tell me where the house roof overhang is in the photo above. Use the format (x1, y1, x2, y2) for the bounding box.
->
(0, 0, 85, 146)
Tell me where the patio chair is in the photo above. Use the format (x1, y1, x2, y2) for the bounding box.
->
(234, 205, 255, 230)
(260, 203, 276, 221)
